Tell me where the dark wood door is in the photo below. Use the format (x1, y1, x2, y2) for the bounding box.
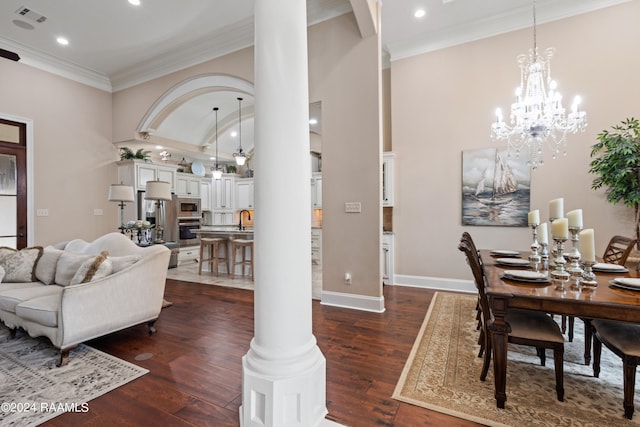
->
(0, 118, 27, 249)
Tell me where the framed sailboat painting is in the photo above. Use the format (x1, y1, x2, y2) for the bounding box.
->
(461, 147, 530, 226)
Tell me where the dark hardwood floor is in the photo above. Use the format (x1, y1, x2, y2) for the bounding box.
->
(44, 280, 483, 426)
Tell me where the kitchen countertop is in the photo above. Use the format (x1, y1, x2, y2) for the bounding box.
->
(194, 227, 254, 238)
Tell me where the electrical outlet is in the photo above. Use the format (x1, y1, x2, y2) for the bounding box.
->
(36, 209, 49, 217)
(344, 272, 352, 285)
(94, 209, 104, 216)
(345, 202, 361, 213)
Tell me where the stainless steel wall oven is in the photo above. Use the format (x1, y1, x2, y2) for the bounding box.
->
(178, 218, 201, 246)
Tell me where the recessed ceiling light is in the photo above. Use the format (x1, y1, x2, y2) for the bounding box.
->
(128, 0, 141, 6)
(210, 156, 216, 160)
(231, 131, 238, 138)
(56, 36, 69, 46)
(155, 145, 163, 149)
(414, 9, 426, 19)
(309, 118, 318, 125)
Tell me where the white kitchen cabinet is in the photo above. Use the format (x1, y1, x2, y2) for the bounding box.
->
(212, 211, 235, 226)
(311, 228, 322, 265)
(383, 152, 395, 207)
(118, 160, 177, 192)
(176, 173, 201, 197)
(311, 173, 322, 209)
(382, 232, 394, 285)
(235, 178, 254, 210)
(200, 180, 212, 211)
(178, 245, 200, 265)
(213, 174, 234, 210)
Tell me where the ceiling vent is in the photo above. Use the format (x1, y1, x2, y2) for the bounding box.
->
(14, 6, 47, 23)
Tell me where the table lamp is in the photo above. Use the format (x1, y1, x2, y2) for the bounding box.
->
(145, 179, 172, 244)
(108, 183, 135, 233)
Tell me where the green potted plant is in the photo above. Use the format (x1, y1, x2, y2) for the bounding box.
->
(589, 117, 640, 242)
(119, 147, 151, 162)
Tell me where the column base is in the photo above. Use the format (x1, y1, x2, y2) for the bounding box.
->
(240, 344, 327, 427)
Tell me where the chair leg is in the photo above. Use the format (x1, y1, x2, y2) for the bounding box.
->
(478, 328, 485, 358)
(583, 319, 593, 365)
(568, 316, 575, 342)
(480, 332, 492, 382)
(553, 347, 564, 402)
(561, 315, 567, 334)
(536, 347, 546, 367)
(593, 333, 602, 378)
(623, 358, 637, 419)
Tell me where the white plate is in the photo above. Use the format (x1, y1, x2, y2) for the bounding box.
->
(490, 250, 520, 257)
(191, 161, 205, 177)
(496, 258, 531, 267)
(613, 277, 640, 288)
(593, 263, 628, 273)
(610, 280, 640, 292)
(502, 270, 549, 281)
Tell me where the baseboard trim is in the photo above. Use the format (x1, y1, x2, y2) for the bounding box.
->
(392, 274, 475, 293)
(320, 290, 385, 313)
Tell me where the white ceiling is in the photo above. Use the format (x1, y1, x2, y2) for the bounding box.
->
(0, 0, 629, 167)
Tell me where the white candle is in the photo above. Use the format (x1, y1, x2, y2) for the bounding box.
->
(538, 222, 548, 245)
(549, 198, 564, 220)
(567, 209, 583, 228)
(579, 228, 596, 262)
(551, 218, 568, 239)
(528, 209, 540, 225)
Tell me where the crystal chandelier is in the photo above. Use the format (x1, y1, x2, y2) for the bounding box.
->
(490, 0, 587, 170)
(211, 107, 223, 179)
(233, 97, 247, 166)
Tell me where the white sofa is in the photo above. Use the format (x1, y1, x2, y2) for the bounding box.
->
(0, 232, 170, 366)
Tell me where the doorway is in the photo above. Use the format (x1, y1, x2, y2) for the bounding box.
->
(0, 118, 27, 249)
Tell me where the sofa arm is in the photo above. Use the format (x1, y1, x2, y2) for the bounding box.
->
(56, 246, 170, 349)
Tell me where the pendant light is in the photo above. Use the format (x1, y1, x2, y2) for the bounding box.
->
(233, 97, 247, 166)
(211, 107, 223, 179)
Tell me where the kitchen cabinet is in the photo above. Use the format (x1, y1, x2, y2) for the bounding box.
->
(176, 173, 201, 197)
(382, 232, 394, 285)
(311, 228, 322, 265)
(200, 180, 212, 211)
(178, 245, 199, 265)
(383, 152, 394, 207)
(212, 211, 235, 226)
(235, 178, 254, 210)
(213, 174, 234, 210)
(311, 173, 322, 209)
(117, 160, 177, 192)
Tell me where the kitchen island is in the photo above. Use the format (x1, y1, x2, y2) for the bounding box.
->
(193, 227, 254, 276)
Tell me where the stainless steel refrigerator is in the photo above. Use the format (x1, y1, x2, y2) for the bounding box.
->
(137, 191, 178, 243)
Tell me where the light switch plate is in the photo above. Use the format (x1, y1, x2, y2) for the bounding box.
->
(36, 209, 49, 217)
(345, 202, 361, 213)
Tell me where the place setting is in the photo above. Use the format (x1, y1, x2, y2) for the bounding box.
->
(609, 277, 640, 291)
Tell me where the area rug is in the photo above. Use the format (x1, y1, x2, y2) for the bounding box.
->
(393, 292, 640, 427)
(0, 327, 148, 426)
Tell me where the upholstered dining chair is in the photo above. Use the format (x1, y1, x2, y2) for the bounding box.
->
(458, 233, 566, 401)
(563, 235, 638, 364)
(592, 319, 640, 419)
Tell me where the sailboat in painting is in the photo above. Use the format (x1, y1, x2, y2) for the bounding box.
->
(475, 148, 518, 205)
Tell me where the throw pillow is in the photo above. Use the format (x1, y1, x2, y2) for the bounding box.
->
(54, 252, 94, 286)
(0, 265, 5, 283)
(109, 254, 142, 273)
(0, 246, 43, 282)
(70, 251, 112, 285)
(35, 246, 65, 285)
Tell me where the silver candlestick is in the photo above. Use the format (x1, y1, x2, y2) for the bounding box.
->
(580, 260, 598, 290)
(567, 226, 583, 290)
(551, 236, 570, 280)
(540, 242, 550, 271)
(529, 223, 541, 268)
(549, 217, 559, 260)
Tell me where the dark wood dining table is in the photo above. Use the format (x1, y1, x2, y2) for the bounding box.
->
(482, 249, 640, 409)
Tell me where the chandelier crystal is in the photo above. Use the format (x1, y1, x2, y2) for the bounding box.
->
(490, 1, 587, 170)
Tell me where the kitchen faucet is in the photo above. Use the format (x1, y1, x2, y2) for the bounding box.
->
(238, 210, 251, 230)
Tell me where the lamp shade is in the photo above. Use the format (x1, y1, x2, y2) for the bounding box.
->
(108, 184, 134, 202)
(145, 180, 172, 201)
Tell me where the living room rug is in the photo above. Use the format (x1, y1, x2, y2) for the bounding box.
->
(0, 327, 148, 426)
(393, 292, 639, 427)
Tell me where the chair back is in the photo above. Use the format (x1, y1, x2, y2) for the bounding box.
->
(603, 235, 637, 265)
(458, 233, 492, 326)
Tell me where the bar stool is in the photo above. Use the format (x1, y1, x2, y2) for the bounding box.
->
(231, 239, 254, 280)
(198, 238, 228, 276)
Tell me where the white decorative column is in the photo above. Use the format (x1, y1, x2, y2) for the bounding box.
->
(241, 0, 327, 426)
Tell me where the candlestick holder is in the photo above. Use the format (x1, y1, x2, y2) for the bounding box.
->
(540, 243, 549, 271)
(579, 260, 598, 290)
(551, 236, 570, 280)
(567, 226, 583, 290)
(529, 223, 541, 267)
(549, 217, 559, 259)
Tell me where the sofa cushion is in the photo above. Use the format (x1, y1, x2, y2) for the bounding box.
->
(0, 246, 43, 282)
(0, 284, 62, 313)
(63, 238, 89, 253)
(55, 251, 112, 286)
(35, 246, 65, 285)
(110, 254, 142, 273)
(15, 294, 59, 327)
(70, 251, 111, 285)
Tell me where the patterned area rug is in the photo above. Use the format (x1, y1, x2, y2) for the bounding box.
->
(0, 327, 148, 426)
(393, 292, 640, 427)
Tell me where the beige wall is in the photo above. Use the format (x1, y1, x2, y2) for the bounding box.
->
(0, 60, 114, 245)
(390, 1, 640, 281)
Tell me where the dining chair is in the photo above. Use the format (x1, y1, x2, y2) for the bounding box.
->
(458, 233, 566, 401)
(563, 235, 638, 364)
(592, 319, 640, 419)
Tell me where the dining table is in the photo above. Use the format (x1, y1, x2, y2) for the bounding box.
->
(483, 249, 640, 409)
